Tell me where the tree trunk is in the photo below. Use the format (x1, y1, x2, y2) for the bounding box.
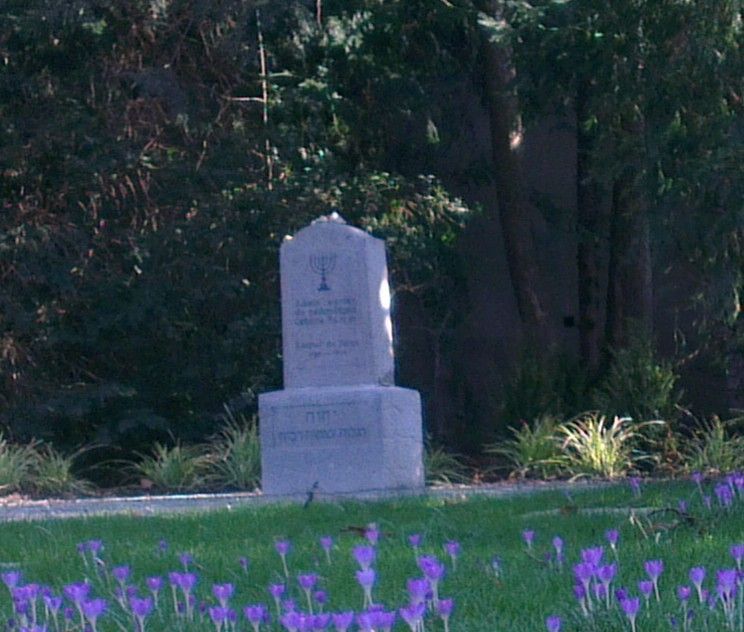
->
(576, 86, 608, 377)
(726, 324, 744, 413)
(477, 1, 551, 347)
(605, 160, 653, 352)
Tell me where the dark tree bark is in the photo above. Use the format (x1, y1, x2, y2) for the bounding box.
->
(576, 85, 608, 376)
(605, 160, 653, 351)
(477, 0, 551, 347)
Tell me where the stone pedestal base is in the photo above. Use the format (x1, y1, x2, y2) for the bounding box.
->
(259, 385, 423, 496)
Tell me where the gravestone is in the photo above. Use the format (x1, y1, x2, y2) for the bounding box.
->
(259, 214, 424, 495)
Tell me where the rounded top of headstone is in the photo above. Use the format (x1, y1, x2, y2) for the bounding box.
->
(286, 212, 379, 245)
(311, 211, 347, 225)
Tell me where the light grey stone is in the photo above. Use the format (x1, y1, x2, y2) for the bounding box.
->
(259, 213, 424, 496)
(259, 385, 423, 495)
(280, 214, 394, 388)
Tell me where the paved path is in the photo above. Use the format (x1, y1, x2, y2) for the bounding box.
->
(0, 480, 615, 522)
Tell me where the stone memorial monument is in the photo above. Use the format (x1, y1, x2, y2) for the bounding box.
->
(259, 213, 424, 495)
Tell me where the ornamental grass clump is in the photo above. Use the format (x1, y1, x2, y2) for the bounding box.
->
(131, 441, 210, 492)
(206, 411, 261, 491)
(0, 433, 38, 493)
(558, 413, 663, 479)
(485, 414, 565, 479)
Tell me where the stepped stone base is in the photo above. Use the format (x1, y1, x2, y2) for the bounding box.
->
(259, 385, 423, 496)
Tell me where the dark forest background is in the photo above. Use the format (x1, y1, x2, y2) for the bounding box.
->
(0, 0, 741, 472)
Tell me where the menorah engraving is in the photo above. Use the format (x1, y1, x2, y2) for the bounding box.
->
(309, 253, 336, 291)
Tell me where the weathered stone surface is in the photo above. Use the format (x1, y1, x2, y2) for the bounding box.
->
(280, 215, 394, 388)
(259, 386, 423, 495)
(259, 213, 423, 496)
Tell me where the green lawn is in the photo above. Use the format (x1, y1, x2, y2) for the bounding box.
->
(0, 479, 742, 631)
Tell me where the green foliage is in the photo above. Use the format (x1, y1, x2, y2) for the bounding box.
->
(485, 415, 564, 479)
(500, 349, 588, 429)
(594, 331, 682, 423)
(424, 439, 470, 486)
(30, 445, 92, 496)
(0, 0, 472, 460)
(558, 413, 663, 479)
(684, 415, 744, 475)
(130, 442, 210, 492)
(0, 434, 38, 494)
(206, 409, 261, 492)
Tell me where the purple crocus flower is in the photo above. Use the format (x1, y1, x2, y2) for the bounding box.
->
(112, 566, 130, 584)
(581, 546, 604, 566)
(691, 471, 704, 487)
(63, 582, 91, 604)
(364, 525, 380, 546)
(269, 584, 286, 600)
(677, 585, 692, 603)
(437, 598, 454, 617)
(281, 611, 301, 632)
(689, 567, 706, 602)
(620, 597, 641, 632)
(298, 574, 319, 612)
(437, 598, 454, 632)
(356, 569, 375, 589)
(176, 572, 198, 592)
(645, 560, 664, 593)
(545, 615, 561, 632)
(43, 594, 62, 615)
(598, 563, 617, 604)
(645, 559, 664, 602)
(399, 603, 426, 631)
(375, 611, 396, 632)
(244, 604, 268, 632)
(331, 611, 354, 632)
(353, 546, 376, 570)
(717, 569, 738, 621)
(276, 540, 292, 577)
(716, 569, 737, 596)
(407, 578, 430, 605)
(573, 562, 595, 596)
(638, 580, 654, 602)
(145, 576, 162, 608)
(408, 534, 422, 550)
(444, 540, 461, 569)
(606, 529, 620, 557)
(730, 544, 744, 569)
(356, 569, 376, 606)
(552, 536, 564, 556)
(212, 583, 234, 607)
(2, 571, 22, 591)
(314, 590, 327, 607)
(269, 583, 285, 615)
(239, 557, 250, 573)
(320, 537, 333, 563)
(313, 612, 331, 630)
(418, 555, 446, 582)
(130, 595, 153, 630)
(678, 500, 689, 514)
(178, 552, 194, 570)
(298, 574, 319, 591)
(522, 530, 535, 550)
(209, 605, 231, 628)
(82, 598, 107, 631)
(628, 476, 642, 497)
(716, 483, 734, 507)
(356, 611, 375, 632)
